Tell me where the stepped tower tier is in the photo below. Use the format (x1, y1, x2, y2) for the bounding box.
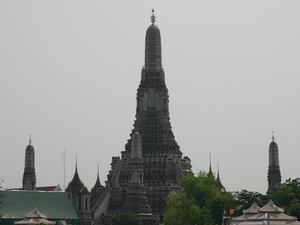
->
(124, 8, 184, 162)
(267, 132, 281, 193)
(123, 132, 156, 224)
(22, 137, 36, 191)
(121, 9, 192, 188)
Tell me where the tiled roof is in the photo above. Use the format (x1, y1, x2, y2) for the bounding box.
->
(243, 203, 260, 214)
(35, 185, 62, 192)
(231, 200, 298, 225)
(65, 166, 89, 193)
(14, 217, 56, 225)
(0, 190, 78, 220)
(239, 221, 300, 225)
(25, 208, 46, 218)
(258, 200, 284, 213)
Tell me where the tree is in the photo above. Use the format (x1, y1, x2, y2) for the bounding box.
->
(164, 191, 203, 225)
(211, 192, 237, 225)
(164, 172, 237, 225)
(183, 172, 219, 207)
(112, 211, 142, 225)
(234, 189, 269, 215)
(234, 179, 300, 221)
(268, 178, 300, 220)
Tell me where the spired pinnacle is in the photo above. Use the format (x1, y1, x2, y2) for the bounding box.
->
(209, 153, 212, 174)
(272, 131, 275, 142)
(29, 135, 32, 145)
(151, 9, 156, 24)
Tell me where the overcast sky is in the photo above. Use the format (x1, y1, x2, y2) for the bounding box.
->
(1, 1, 300, 194)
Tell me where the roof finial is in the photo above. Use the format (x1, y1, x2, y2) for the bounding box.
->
(151, 8, 156, 24)
(209, 153, 212, 173)
(217, 161, 220, 179)
(272, 131, 275, 142)
(29, 135, 32, 145)
(75, 155, 78, 172)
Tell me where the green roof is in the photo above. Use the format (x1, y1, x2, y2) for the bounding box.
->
(0, 190, 78, 221)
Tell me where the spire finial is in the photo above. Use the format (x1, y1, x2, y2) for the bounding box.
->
(75, 155, 78, 171)
(217, 161, 220, 179)
(29, 135, 32, 145)
(272, 131, 275, 142)
(209, 153, 212, 173)
(151, 8, 156, 24)
(97, 162, 100, 178)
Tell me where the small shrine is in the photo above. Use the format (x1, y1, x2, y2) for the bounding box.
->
(231, 200, 300, 225)
(14, 208, 56, 225)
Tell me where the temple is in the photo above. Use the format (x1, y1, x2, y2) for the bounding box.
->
(231, 200, 300, 225)
(65, 158, 91, 225)
(89, 10, 192, 225)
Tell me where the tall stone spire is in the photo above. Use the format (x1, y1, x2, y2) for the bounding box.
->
(208, 153, 213, 176)
(216, 161, 226, 194)
(127, 9, 182, 159)
(66, 157, 85, 191)
(267, 132, 281, 193)
(143, 9, 162, 72)
(22, 136, 36, 190)
(91, 163, 103, 194)
(65, 157, 91, 224)
(123, 132, 156, 224)
(91, 163, 105, 212)
(125, 7, 191, 191)
(102, 10, 192, 222)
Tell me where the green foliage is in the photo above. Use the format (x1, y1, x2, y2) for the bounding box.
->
(183, 172, 219, 207)
(211, 192, 237, 225)
(164, 172, 237, 225)
(234, 189, 269, 215)
(112, 211, 142, 225)
(164, 191, 203, 225)
(268, 178, 300, 220)
(235, 178, 300, 221)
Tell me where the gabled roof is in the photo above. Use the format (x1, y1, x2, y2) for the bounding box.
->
(231, 200, 297, 225)
(36, 185, 62, 192)
(258, 200, 284, 213)
(25, 208, 46, 218)
(9, 184, 62, 192)
(239, 221, 300, 225)
(14, 208, 56, 225)
(233, 204, 261, 223)
(15, 217, 56, 225)
(243, 203, 260, 214)
(254, 212, 296, 221)
(0, 190, 78, 220)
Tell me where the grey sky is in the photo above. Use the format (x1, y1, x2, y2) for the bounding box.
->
(1, 1, 300, 194)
